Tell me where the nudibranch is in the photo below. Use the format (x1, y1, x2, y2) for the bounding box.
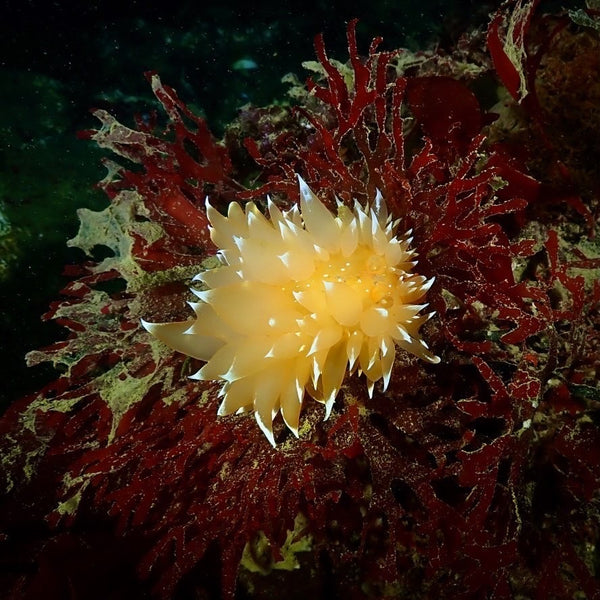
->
(142, 176, 439, 446)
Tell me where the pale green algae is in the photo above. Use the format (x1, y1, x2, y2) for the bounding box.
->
(241, 514, 313, 575)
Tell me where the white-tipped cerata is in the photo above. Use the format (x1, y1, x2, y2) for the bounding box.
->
(142, 177, 438, 445)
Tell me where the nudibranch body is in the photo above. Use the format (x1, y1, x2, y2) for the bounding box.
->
(142, 176, 439, 446)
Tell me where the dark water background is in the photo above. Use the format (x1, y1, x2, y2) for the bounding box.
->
(0, 0, 569, 409)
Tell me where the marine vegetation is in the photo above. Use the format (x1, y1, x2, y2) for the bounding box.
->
(2, 1, 600, 598)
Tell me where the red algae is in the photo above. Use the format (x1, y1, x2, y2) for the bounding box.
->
(1, 3, 600, 599)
